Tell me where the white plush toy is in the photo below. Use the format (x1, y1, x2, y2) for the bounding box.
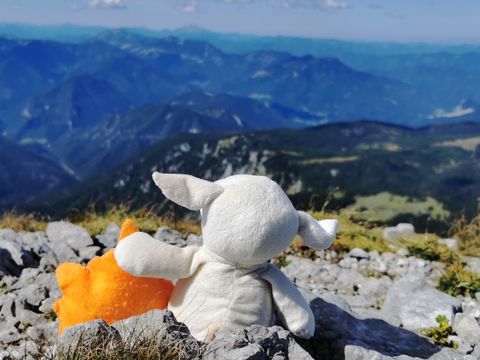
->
(114, 173, 338, 341)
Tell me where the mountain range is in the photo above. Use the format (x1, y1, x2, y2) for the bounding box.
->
(1, 24, 480, 221)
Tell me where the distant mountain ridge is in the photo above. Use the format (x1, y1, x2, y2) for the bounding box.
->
(0, 135, 75, 206)
(30, 121, 480, 226)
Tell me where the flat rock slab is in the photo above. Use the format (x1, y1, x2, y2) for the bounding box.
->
(381, 276, 461, 331)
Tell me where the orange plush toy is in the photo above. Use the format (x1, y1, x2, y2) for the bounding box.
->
(53, 219, 174, 334)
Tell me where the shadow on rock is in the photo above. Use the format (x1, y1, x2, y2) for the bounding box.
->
(298, 297, 440, 360)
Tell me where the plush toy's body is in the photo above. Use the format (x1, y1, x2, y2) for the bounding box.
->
(115, 174, 338, 341)
(54, 219, 174, 334)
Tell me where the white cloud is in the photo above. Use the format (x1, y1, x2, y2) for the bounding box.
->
(89, 0, 126, 9)
(183, 0, 198, 13)
(238, 0, 350, 10)
(323, 0, 348, 9)
(175, 0, 350, 12)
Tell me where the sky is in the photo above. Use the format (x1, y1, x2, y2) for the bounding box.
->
(0, 0, 479, 43)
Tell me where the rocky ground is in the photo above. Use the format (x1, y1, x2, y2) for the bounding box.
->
(0, 221, 479, 359)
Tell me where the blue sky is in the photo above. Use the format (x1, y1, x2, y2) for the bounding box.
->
(0, 0, 479, 43)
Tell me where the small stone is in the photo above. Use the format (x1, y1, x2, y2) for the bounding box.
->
(396, 248, 410, 257)
(154, 226, 184, 246)
(348, 248, 370, 260)
(382, 223, 415, 241)
(437, 238, 458, 250)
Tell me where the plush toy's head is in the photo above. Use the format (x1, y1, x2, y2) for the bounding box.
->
(153, 172, 338, 266)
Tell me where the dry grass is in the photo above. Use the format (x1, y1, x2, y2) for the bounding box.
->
(0, 204, 201, 236)
(0, 210, 48, 232)
(71, 204, 200, 236)
(36, 322, 204, 360)
(449, 213, 480, 257)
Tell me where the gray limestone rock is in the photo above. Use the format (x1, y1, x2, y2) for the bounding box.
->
(46, 221, 93, 250)
(381, 277, 461, 331)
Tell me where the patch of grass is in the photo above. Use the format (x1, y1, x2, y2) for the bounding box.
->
(39, 325, 203, 360)
(347, 192, 450, 224)
(423, 315, 458, 349)
(449, 213, 480, 257)
(0, 204, 201, 237)
(0, 210, 48, 232)
(310, 211, 389, 254)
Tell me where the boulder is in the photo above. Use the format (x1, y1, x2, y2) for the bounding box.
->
(381, 277, 461, 331)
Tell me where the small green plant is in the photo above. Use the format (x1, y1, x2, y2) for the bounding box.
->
(423, 315, 458, 349)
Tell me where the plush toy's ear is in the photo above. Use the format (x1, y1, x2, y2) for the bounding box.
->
(297, 211, 338, 249)
(152, 172, 224, 211)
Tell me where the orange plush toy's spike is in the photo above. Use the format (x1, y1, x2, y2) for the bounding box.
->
(53, 219, 174, 334)
(119, 218, 138, 241)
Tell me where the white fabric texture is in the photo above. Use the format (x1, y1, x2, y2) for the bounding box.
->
(114, 173, 338, 340)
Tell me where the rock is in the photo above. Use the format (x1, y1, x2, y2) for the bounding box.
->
(396, 248, 410, 257)
(58, 320, 121, 353)
(15, 283, 48, 307)
(382, 223, 415, 241)
(205, 324, 313, 360)
(348, 248, 370, 260)
(0, 229, 37, 275)
(79, 246, 101, 261)
(112, 309, 200, 354)
(0, 322, 21, 343)
(339, 257, 358, 269)
(36, 244, 58, 270)
(464, 256, 480, 275)
(46, 221, 93, 250)
(26, 321, 58, 342)
(461, 298, 480, 318)
(186, 233, 203, 246)
(95, 223, 120, 250)
(309, 296, 439, 359)
(50, 242, 80, 263)
(381, 277, 461, 331)
(437, 238, 458, 250)
(447, 335, 473, 355)
(0, 247, 22, 277)
(452, 313, 480, 345)
(154, 226, 184, 245)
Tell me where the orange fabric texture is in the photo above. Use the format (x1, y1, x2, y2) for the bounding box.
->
(53, 219, 174, 334)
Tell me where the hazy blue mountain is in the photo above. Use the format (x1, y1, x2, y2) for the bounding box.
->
(48, 91, 317, 178)
(0, 135, 76, 206)
(0, 23, 107, 43)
